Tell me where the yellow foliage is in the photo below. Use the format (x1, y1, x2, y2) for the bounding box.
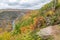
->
(0, 31, 12, 40)
(0, 28, 3, 33)
(33, 17, 38, 24)
(46, 10, 54, 16)
(58, 0, 60, 3)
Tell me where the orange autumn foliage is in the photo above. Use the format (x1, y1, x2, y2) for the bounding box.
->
(29, 24, 35, 30)
(39, 16, 45, 21)
(33, 16, 45, 28)
(22, 11, 31, 20)
(20, 27, 28, 33)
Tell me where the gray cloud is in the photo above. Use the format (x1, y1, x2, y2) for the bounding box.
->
(0, 0, 52, 10)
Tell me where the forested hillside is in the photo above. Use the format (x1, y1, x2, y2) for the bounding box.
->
(0, 0, 60, 40)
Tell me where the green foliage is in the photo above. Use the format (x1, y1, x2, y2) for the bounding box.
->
(40, 1, 53, 12)
(21, 18, 33, 26)
(12, 0, 60, 40)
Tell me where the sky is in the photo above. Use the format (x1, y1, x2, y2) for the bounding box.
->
(0, 0, 52, 10)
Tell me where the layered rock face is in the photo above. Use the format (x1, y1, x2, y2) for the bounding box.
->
(0, 10, 26, 32)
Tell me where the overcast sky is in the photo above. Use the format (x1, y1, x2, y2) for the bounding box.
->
(0, 0, 52, 10)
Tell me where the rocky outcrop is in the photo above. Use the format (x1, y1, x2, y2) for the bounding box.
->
(37, 25, 60, 40)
